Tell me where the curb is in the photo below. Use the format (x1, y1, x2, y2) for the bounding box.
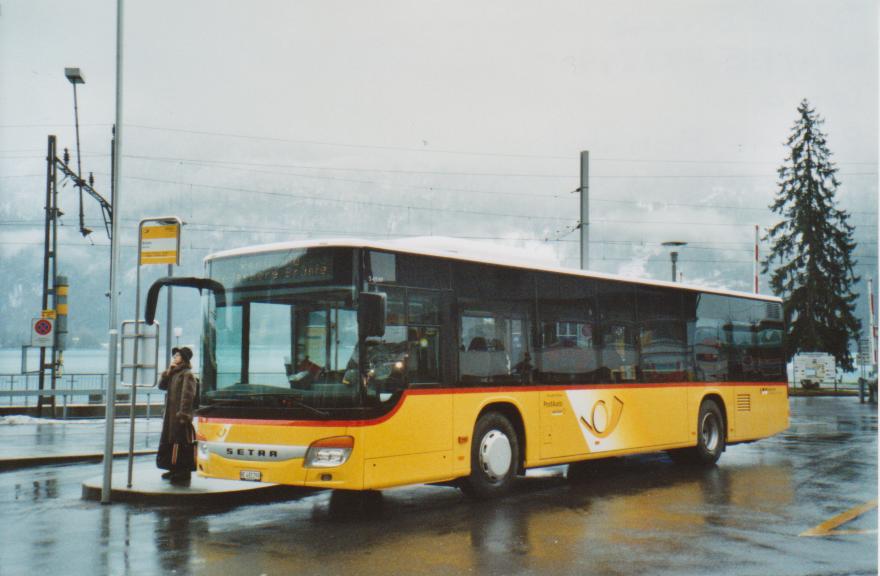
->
(0, 450, 157, 471)
(80, 462, 316, 505)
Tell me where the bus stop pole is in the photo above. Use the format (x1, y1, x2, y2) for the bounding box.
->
(166, 264, 173, 365)
(126, 223, 144, 488)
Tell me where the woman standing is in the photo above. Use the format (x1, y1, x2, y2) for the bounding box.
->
(157, 346, 198, 485)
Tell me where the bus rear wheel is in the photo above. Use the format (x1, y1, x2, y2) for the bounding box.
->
(461, 412, 520, 499)
(668, 399, 725, 465)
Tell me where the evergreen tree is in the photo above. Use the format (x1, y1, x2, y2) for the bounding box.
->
(763, 99, 860, 370)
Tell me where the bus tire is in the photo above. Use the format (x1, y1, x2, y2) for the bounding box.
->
(668, 399, 725, 465)
(461, 412, 519, 499)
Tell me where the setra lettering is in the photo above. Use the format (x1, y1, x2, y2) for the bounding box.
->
(224, 447, 280, 459)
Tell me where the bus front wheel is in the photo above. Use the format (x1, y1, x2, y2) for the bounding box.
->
(461, 412, 520, 499)
(668, 399, 725, 465)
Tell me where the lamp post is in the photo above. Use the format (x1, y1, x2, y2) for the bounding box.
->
(662, 241, 687, 282)
(64, 68, 92, 237)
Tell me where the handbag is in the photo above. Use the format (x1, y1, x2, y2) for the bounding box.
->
(156, 422, 197, 472)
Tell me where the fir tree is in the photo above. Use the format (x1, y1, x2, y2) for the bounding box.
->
(763, 99, 860, 370)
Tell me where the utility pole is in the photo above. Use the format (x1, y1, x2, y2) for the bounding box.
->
(754, 224, 760, 293)
(38, 137, 112, 416)
(579, 150, 589, 270)
(37, 136, 60, 416)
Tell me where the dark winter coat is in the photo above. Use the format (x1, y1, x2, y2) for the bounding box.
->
(158, 363, 198, 448)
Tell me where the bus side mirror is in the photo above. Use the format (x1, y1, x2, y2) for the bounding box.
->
(145, 277, 226, 325)
(359, 292, 386, 337)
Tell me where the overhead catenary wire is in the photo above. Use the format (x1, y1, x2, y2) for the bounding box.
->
(120, 152, 879, 180)
(22, 165, 871, 218)
(2, 217, 877, 257)
(122, 123, 880, 167)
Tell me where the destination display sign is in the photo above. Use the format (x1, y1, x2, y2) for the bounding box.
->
(210, 249, 334, 289)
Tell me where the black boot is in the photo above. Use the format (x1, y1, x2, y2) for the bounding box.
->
(161, 471, 173, 480)
(170, 472, 191, 486)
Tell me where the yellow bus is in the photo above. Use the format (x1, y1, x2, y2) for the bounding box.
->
(146, 239, 789, 498)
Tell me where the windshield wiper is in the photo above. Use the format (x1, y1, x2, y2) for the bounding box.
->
(270, 395, 330, 418)
(200, 391, 330, 418)
(197, 398, 251, 414)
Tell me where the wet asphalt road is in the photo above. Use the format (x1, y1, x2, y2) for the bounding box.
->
(0, 397, 876, 576)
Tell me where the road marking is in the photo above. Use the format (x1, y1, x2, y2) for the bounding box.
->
(800, 499, 878, 537)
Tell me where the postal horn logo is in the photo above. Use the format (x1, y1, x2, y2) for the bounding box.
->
(580, 396, 624, 438)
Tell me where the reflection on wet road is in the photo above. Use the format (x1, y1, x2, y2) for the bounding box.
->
(0, 397, 875, 575)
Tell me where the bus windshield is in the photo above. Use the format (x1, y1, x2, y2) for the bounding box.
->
(203, 292, 364, 411)
(199, 247, 409, 417)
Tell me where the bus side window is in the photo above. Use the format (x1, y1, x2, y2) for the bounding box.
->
(694, 293, 730, 382)
(459, 312, 527, 385)
(597, 281, 638, 383)
(367, 286, 443, 387)
(533, 272, 597, 384)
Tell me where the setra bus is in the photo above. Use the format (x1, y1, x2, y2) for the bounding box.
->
(145, 238, 789, 498)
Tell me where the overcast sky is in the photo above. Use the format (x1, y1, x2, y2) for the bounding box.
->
(0, 0, 877, 342)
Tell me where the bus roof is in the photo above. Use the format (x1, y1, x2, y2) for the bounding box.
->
(205, 237, 782, 303)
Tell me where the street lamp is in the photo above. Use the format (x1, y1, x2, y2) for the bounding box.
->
(64, 67, 90, 237)
(662, 241, 688, 282)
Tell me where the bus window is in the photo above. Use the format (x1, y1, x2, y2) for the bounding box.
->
(597, 281, 638, 383)
(638, 287, 687, 383)
(363, 286, 443, 394)
(535, 273, 598, 384)
(406, 326, 441, 383)
(405, 290, 442, 384)
(385, 287, 406, 325)
(289, 303, 359, 393)
(214, 304, 242, 389)
(694, 293, 730, 382)
(408, 290, 441, 325)
(248, 302, 293, 387)
(727, 298, 759, 381)
(460, 312, 526, 385)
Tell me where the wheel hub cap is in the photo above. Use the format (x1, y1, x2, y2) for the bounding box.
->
(701, 413, 720, 452)
(479, 429, 512, 480)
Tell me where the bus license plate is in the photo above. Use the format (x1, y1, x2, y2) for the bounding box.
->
(240, 470, 262, 482)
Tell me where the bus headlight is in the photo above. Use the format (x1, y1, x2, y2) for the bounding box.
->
(304, 436, 354, 468)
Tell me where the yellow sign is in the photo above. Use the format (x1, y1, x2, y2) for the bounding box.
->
(41, 309, 57, 319)
(140, 224, 180, 265)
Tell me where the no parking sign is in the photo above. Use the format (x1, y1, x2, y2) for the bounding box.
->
(31, 317, 54, 347)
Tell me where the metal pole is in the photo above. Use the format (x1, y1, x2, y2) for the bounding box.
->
(166, 264, 173, 365)
(72, 82, 84, 234)
(754, 224, 759, 294)
(579, 151, 590, 271)
(126, 226, 143, 488)
(102, 0, 125, 505)
(49, 146, 59, 416)
(38, 136, 55, 416)
(869, 276, 876, 375)
(670, 252, 679, 282)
